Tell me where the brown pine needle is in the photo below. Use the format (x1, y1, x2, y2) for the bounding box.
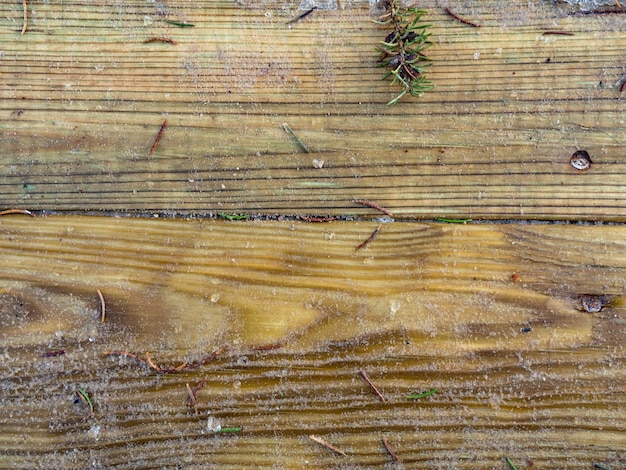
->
(542, 31, 575, 35)
(76, 388, 94, 417)
(148, 119, 167, 156)
(143, 37, 177, 44)
(145, 351, 188, 373)
(355, 224, 382, 251)
(354, 199, 393, 217)
(287, 6, 317, 25)
(0, 209, 34, 216)
(96, 289, 106, 323)
(251, 342, 285, 351)
(359, 368, 387, 402)
(191, 379, 207, 397)
(299, 215, 337, 223)
(107, 349, 220, 372)
(444, 6, 481, 27)
(21, 0, 27, 34)
(382, 437, 402, 463)
(145, 351, 161, 371)
(199, 345, 227, 365)
(186, 383, 199, 414)
(41, 349, 65, 358)
(104, 350, 146, 364)
(308, 435, 347, 456)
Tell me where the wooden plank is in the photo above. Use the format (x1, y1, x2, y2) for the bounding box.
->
(1, 1, 625, 219)
(0, 215, 624, 468)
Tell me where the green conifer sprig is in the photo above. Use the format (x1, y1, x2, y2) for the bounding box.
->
(375, 0, 433, 105)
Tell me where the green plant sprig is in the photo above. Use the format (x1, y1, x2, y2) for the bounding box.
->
(375, 0, 434, 105)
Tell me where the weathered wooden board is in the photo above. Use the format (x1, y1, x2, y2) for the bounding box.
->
(1, 0, 625, 468)
(1, 0, 625, 218)
(0, 215, 624, 468)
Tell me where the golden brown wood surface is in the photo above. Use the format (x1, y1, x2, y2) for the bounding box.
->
(0, 215, 624, 468)
(1, 0, 625, 468)
(1, 0, 625, 219)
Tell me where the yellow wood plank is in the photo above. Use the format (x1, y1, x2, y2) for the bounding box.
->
(1, 1, 625, 219)
(0, 215, 624, 468)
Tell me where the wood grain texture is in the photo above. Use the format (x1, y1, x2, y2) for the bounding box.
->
(1, 0, 625, 219)
(0, 215, 624, 468)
